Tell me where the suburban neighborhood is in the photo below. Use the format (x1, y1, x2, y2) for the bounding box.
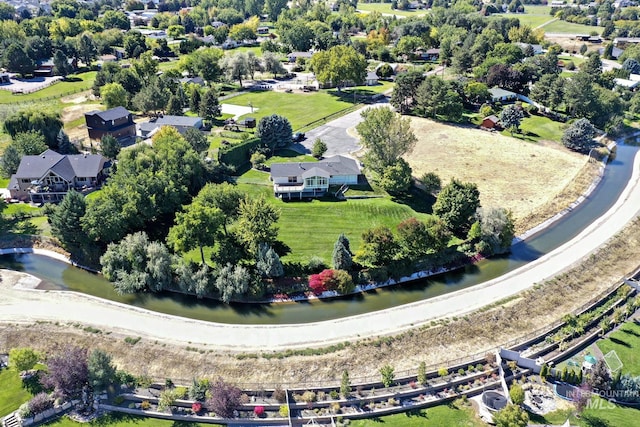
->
(2, 0, 640, 426)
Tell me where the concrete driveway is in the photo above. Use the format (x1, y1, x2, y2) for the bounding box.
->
(293, 98, 390, 157)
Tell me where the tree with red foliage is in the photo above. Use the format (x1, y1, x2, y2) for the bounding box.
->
(254, 405, 265, 417)
(206, 378, 242, 418)
(41, 346, 89, 399)
(308, 269, 354, 295)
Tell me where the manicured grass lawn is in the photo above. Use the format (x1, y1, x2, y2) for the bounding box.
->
(225, 90, 356, 131)
(0, 368, 32, 417)
(493, 6, 554, 28)
(597, 320, 640, 375)
(0, 72, 96, 104)
(512, 114, 566, 143)
(350, 404, 484, 426)
(43, 413, 220, 426)
(529, 397, 640, 426)
(357, 2, 428, 17)
(541, 20, 603, 35)
(230, 45, 263, 56)
(0, 177, 9, 188)
(3, 203, 42, 217)
(233, 156, 431, 262)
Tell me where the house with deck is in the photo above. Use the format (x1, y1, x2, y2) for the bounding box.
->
(85, 107, 136, 141)
(8, 150, 109, 203)
(270, 155, 361, 200)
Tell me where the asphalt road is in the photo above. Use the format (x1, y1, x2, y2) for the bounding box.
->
(291, 98, 390, 157)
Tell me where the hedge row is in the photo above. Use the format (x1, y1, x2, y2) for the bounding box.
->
(218, 137, 262, 170)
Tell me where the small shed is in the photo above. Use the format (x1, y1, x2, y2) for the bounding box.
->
(0, 73, 10, 84)
(482, 115, 500, 129)
(241, 117, 256, 129)
(365, 71, 379, 86)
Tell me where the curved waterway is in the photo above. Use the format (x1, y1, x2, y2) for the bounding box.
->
(1, 145, 638, 325)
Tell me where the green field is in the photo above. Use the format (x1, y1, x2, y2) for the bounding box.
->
(42, 413, 219, 427)
(224, 90, 357, 131)
(0, 369, 32, 417)
(494, 6, 554, 28)
(0, 72, 96, 104)
(541, 20, 603, 35)
(351, 404, 483, 427)
(597, 320, 640, 375)
(230, 151, 430, 263)
(512, 114, 566, 143)
(357, 2, 428, 17)
(529, 396, 640, 426)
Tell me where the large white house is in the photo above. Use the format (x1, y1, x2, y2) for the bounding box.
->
(269, 155, 361, 200)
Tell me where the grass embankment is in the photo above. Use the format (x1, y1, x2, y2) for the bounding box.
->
(541, 20, 603, 35)
(186, 150, 429, 263)
(42, 413, 219, 427)
(405, 117, 585, 231)
(529, 396, 640, 427)
(0, 72, 97, 104)
(493, 5, 553, 28)
(351, 403, 483, 427)
(597, 320, 640, 375)
(357, 2, 428, 17)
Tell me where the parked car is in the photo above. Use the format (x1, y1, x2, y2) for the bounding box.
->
(292, 132, 306, 142)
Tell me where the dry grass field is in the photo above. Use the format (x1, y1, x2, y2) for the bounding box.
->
(406, 118, 586, 228)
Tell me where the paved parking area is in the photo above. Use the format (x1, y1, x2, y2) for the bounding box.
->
(0, 76, 62, 93)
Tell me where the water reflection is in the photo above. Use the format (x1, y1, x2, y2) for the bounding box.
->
(1, 145, 637, 325)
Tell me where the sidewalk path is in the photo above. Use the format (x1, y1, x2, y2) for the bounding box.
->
(1, 152, 640, 351)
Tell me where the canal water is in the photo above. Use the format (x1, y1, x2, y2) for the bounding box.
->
(1, 145, 637, 325)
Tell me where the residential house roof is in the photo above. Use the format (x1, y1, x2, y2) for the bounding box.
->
(155, 115, 202, 127)
(598, 46, 624, 58)
(483, 115, 499, 124)
(14, 150, 107, 181)
(613, 78, 639, 89)
(179, 76, 205, 85)
(426, 48, 440, 55)
(270, 155, 361, 179)
(366, 71, 379, 80)
(289, 51, 313, 58)
(86, 106, 132, 122)
(488, 87, 517, 99)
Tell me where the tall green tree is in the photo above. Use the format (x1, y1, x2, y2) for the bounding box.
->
(3, 109, 62, 148)
(166, 94, 183, 116)
(220, 52, 249, 87)
(561, 118, 595, 152)
(355, 107, 417, 174)
(87, 349, 117, 391)
(263, 51, 286, 78)
(309, 45, 367, 90)
(256, 243, 284, 278)
(390, 71, 424, 114)
(257, 114, 292, 155)
(76, 33, 97, 66)
(433, 179, 481, 236)
(492, 404, 529, 427)
(499, 105, 524, 135)
(53, 49, 72, 78)
(50, 190, 88, 254)
(265, 0, 288, 21)
(3, 43, 36, 76)
(355, 226, 399, 267)
(378, 158, 413, 195)
(184, 127, 209, 153)
(199, 88, 221, 123)
(1, 131, 48, 175)
(100, 134, 121, 160)
(196, 182, 244, 235)
(215, 263, 251, 303)
(235, 196, 279, 256)
(101, 82, 128, 109)
(332, 233, 353, 271)
(9, 348, 40, 372)
(167, 201, 224, 264)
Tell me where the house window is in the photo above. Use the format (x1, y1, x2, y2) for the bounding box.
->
(21, 179, 31, 184)
(288, 176, 297, 183)
(304, 176, 328, 187)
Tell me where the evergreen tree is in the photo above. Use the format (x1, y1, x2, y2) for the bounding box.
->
(53, 49, 72, 78)
(332, 233, 353, 271)
(167, 94, 183, 116)
(189, 87, 201, 113)
(100, 134, 121, 160)
(340, 370, 351, 398)
(256, 243, 284, 278)
(56, 129, 73, 154)
(199, 88, 221, 123)
(50, 190, 88, 255)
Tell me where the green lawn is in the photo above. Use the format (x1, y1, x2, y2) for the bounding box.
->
(43, 413, 220, 426)
(493, 6, 554, 28)
(0, 369, 32, 417)
(357, 2, 428, 17)
(541, 20, 603, 35)
(512, 114, 566, 143)
(229, 45, 263, 56)
(529, 397, 640, 426)
(350, 404, 484, 426)
(597, 320, 640, 375)
(227, 151, 431, 262)
(224, 90, 357, 131)
(0, 72, 96, 104)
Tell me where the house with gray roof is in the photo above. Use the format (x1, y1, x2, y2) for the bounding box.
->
(137, 115, 204, 138)
(85, 106, 136, 141)
(8, 150, 109, 203)
(269, 155, 361, 200)
(489, 87, 518, 103)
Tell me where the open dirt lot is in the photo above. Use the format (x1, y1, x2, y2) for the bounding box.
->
(406, 118, 586, 227)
